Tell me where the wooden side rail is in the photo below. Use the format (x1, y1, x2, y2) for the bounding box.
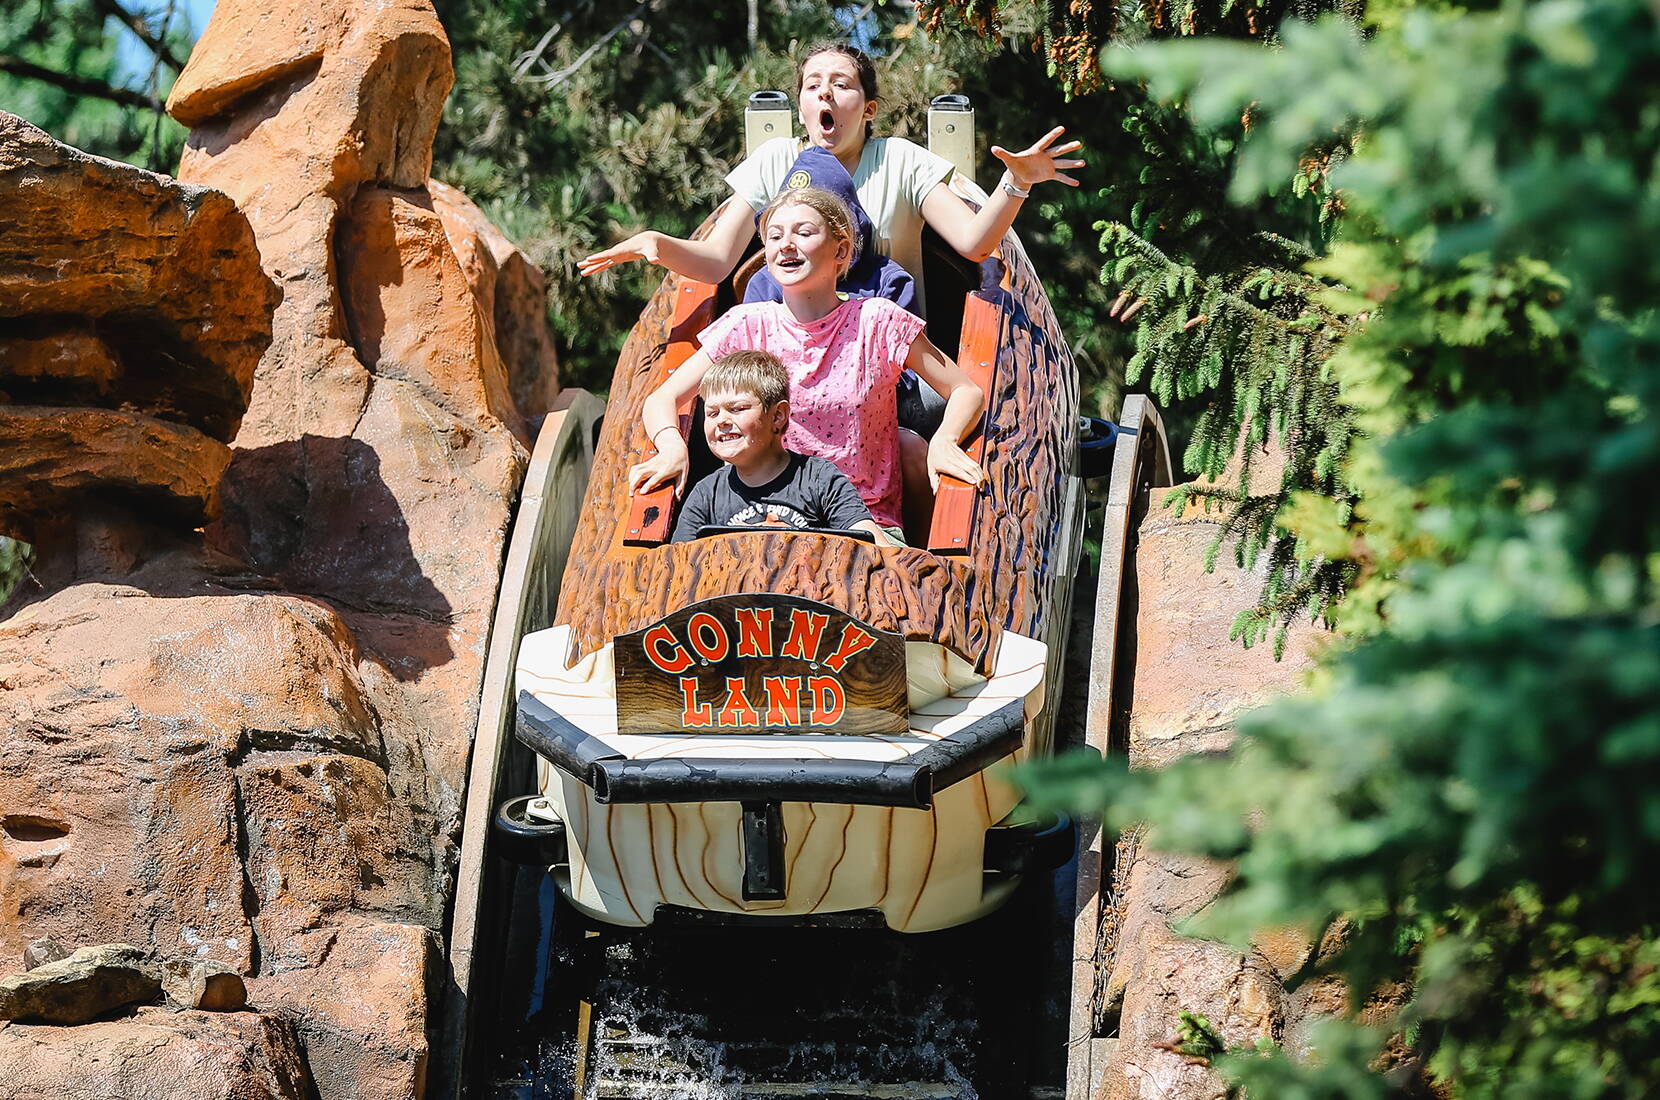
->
(622, 280, 719, 546)
(926, 286, 1006, 555)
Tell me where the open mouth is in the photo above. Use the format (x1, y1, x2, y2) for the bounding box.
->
(819, 109, 836, 134)
(774, 255, 805, 273)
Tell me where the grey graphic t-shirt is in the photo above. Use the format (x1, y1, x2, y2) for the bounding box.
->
(671, 452, 873, 542)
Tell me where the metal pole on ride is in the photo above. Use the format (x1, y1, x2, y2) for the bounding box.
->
(745, 90, 793, 157)
(927, 93, 975, 186)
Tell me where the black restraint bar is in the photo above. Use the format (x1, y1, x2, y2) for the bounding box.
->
(514, 690, 1025, 811)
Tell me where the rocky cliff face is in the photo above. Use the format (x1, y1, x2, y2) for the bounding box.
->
(0, 0, 561, 1093)
(1088, 468, 1349, 1100)
(0, 112, 274, 581)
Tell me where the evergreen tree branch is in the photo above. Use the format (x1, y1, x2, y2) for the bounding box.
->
(0, 54, 161, 110)
(521, 3, 648, 88)
(1099, 216, 1357, 632)
(512, 0, 596, 79)
(90, 0, 185, 73)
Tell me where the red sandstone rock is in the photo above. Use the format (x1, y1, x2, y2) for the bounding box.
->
(0, 112, 272, 438)
(0, 112, 272, 554)
(164, 0, 528, 959)
(239, 753, 432, 968)
(0, 406, 231, 538)
(337, 187, 523, 439)
(1094, 493, 1324, 1099)
(248, 920, 435, 1100)
(0, 330, 120, 390)
(0, 579, 414, 971)
(161, 958, 249, 1012)
(168, 0, 460, 483)
(0, 1007, 313, 1100)
(0, 4, 545, 1098)
(0, 567, 470, 1097)
(167, 0, 526, 588)
(427, 179, 502, 318)
(1122, 502, 1319, 770)
(430, 179, 562, 418)
(169, 0, 451, 192)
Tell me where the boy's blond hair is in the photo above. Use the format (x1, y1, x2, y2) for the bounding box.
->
(759, 186, 860, 270)
(700, 349, 790, 409)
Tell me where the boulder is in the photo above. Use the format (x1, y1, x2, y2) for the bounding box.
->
(160, 958, 249, 1012)
(21, 937, 67, 971)
(0, 579, 421, 971)
(0, 406, 231, 535)
(167, 0, 462, 496)
(0, 112, 272, 441)
(0, 944, 160, 1024)
(248, 920, 436, 1100)
(0, 113, 273, 549)
(430, 178, 562, 418)
(0, 1007, 313, 1100)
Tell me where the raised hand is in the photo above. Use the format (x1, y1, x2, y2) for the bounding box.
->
(991, 126, 1085, 191)
(578, 231, 662, 278)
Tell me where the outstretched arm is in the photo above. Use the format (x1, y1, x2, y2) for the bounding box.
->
(919, 126, 1084, 263)
(578, 198, 756, 284)
(905, 335, 986, 492)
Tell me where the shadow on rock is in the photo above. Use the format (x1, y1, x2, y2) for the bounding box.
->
(212, 434, 455, 680)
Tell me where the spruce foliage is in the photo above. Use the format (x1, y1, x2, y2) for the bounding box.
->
(1018, 0, 1660, 1093)
(0, 0, 190, 169)
(927, 0, 1358, 645)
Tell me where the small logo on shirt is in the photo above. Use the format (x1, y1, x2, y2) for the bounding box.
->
(729, 503, 812, 529)
(786, 169, 812, 190)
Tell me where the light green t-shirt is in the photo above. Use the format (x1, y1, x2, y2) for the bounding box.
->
(725, 136, 957, 316)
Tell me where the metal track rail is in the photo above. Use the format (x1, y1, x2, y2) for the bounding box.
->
(438, 391, 607, 1100)
(1064, 394, 1172, 1099)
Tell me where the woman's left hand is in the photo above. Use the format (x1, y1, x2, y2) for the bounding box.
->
(927, 436, 985, 493)
(991, 126, 1085, 191)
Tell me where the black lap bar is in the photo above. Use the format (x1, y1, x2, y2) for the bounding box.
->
(513, 690, 1025, 811)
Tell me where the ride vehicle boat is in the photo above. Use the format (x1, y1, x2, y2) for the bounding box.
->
(500, 97, 1089, 934)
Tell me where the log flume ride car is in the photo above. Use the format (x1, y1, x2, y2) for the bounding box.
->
(508, 169, 1085, 933)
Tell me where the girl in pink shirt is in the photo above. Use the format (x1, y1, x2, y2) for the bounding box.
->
(629, 187, 984, 544)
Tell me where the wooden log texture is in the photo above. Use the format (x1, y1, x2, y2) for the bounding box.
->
(555, 227, 1078, 675)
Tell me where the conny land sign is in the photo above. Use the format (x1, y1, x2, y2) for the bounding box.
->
(613, 594, 908, 735)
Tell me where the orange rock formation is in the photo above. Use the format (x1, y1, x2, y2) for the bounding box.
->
(0, 0, 562, 1095)
(0, 112, 274, 562)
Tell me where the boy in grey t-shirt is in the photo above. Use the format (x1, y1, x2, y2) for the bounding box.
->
(667, 350, 898, 546)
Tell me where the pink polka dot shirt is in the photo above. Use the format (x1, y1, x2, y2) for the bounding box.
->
(699, 298, 924, 530)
